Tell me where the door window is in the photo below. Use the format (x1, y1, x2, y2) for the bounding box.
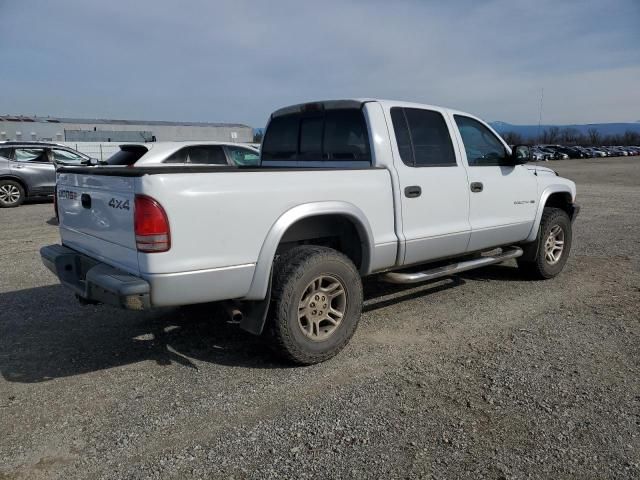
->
(52, 149, 86, 165)
(14, 148, 48, 163)
(0, 148, 11, 160)
(390, 107, 456, 167)
(390, 108, 413, 166)
(226, 146, 260, 166)
(454, 115, 508, 166)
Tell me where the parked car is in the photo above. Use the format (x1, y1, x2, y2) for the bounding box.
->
(588, 148, 608, 157)
(572, 146, 593, 157)
(0, 142, 91, 207)
(42, 99, 578, 364)
(553, 145, 584, 158)
(537, 146, 563, 160)
(627, 146, 640, 155)
(600, 147, 615, 157)
(531, 146, 550, 161)
(612, 147, 630, 156)
(103, 141, 260, 167)
(539, 146, 570, 160)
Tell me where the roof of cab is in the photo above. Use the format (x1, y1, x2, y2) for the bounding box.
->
(270, 98, 477, 119)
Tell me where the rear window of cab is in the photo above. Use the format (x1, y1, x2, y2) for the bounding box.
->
(261, 109, 371, 166)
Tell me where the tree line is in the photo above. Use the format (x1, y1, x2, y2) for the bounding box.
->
(502, 127, 640, 146)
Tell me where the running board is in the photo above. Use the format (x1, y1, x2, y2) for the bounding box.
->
(380, 247, 523, 285)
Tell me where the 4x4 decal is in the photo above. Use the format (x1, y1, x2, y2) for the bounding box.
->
(108, 198, 130, 210)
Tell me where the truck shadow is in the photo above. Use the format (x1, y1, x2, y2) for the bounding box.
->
(0, 266, 522, 383)
(457, 263, 528, 282)
(0, 285, 275, 383)
(362, 276, 464, 312)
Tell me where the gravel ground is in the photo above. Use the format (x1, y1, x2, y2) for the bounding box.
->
(1, 157, 639, 479)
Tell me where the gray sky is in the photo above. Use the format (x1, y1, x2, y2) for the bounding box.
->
(1, 0, 638, 127)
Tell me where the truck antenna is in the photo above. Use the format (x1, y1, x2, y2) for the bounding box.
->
(537, 87, 544, 142)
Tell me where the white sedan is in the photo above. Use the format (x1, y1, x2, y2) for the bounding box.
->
(103, 141, 260, 167)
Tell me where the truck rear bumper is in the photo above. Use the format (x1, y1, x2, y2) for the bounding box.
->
(40, 244, 151, 310)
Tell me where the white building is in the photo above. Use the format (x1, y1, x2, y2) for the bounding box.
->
(0, 115, 253, 143)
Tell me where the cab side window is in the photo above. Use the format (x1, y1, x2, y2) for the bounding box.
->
(390, 107, 456, 167)
(14, 148, 49, 163)
(454, 115, 508, 166)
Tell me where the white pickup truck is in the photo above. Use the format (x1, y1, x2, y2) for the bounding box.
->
(41, 99, 579, 364)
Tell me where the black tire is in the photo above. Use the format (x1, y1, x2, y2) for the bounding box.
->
(517, 207, 572, 279)
(268, 245, 363, 365)
(0, 179, 25, 208)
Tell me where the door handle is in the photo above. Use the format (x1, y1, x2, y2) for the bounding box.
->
(14, 165, 24, 169)
(404, 185, 422, 198)
(470, 182, 483, 193)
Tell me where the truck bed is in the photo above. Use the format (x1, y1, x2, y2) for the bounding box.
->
(55, 165, 398, 306)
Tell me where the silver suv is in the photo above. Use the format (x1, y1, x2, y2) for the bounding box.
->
(0, 142, 90, 207)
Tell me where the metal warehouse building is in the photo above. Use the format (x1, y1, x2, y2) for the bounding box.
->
(0, 115, 253, 143)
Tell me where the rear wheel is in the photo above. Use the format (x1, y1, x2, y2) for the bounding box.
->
(0, 180, 25, 208)
(518, 207, 572, 279)
(268, 246, 363, 365)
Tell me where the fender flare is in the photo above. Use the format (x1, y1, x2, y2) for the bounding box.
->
(243, 201, 375, 300)
(525, 185, 574, 243)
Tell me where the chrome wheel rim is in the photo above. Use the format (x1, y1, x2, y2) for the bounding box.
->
(0, 184, 20, 204)
(297, 275, 347, 342)
(544, 224, 565, 265)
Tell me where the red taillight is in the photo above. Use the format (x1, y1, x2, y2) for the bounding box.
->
(134, 195, 170, 252)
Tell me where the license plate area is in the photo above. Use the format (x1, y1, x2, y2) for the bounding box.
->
(55, 252, 100, 296)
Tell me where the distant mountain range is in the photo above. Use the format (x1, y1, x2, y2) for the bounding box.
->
(489, 121, 640, 137)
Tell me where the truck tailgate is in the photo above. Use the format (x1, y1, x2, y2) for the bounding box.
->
(56, 171, 139, 274)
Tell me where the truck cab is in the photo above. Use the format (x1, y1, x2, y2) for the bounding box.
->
(261, 100, 575, 266)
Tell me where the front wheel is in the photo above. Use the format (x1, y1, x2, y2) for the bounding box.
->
(518, 207, 573, 279)
(268, 246, 363, 365)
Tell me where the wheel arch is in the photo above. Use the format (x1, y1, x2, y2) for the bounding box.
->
(0, 175, 28, 196)
(243, 201, 375, 300)
(525, 185, 575, 243)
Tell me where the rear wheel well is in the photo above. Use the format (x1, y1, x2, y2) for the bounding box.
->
(544, 192, 572, 215)
(0, 176, 28, 196)
(276, 215, 366, 272)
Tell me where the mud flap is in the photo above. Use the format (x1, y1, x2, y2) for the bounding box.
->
(519, 234, 541, 262)
(239, 271, 272, 335)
